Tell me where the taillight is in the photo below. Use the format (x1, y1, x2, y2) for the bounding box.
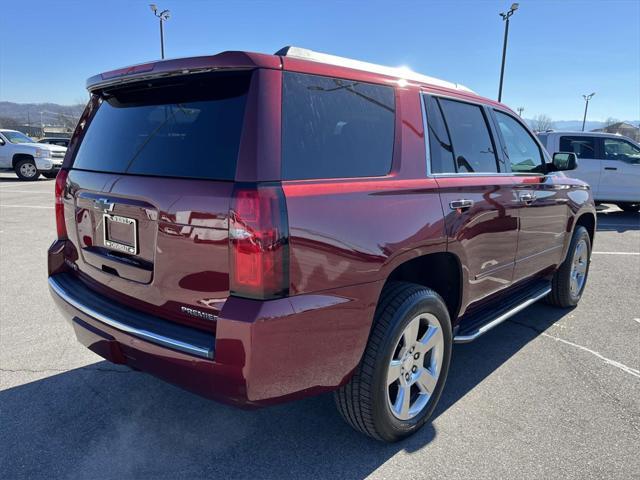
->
(229, 183, 289, 300)
(55, 169, 69, 239)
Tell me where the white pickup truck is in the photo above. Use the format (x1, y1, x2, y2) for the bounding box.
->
(0, 129, 67, 180)
(537, 131, 640, 212)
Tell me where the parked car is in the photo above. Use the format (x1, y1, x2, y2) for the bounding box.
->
(38, 137, 71, 148)
(48, 47, 596, 442)
(537, 131, 640, 212)
(0, 129, 67, 180)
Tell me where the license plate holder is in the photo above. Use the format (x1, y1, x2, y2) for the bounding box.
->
(103, 214, 138, 255)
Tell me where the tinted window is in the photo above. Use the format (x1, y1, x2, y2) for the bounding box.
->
(495, 111, 545, 173)
(424, 95, 455, 173)
(559, 136, 596, 159)
(73, 72, 251, 180)
(282, 72, 395, 180)
(438, 99, 499, 173)
(603, 138, 640, 164)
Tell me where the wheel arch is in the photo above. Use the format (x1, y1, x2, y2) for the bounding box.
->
(381, 251, 462, 323)
(12, 153, 34, 168)
(575, 211, 596, 247)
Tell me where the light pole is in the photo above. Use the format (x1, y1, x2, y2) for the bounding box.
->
(149, 4, 170, 59)
(498, 3, 519, 102)
(517, 107, 524, 117)
(581, 93, 595, 131)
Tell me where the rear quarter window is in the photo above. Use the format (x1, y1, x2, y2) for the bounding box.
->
(72, 71, 251, 180)
(281, 72, 395, 180)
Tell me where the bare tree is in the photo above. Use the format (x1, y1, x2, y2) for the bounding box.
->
(603, 117, 620, 128)
(532, 114, 554, 132)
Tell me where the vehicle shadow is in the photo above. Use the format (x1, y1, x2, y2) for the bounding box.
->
(0, 303, 567, 479)
(596, 205, 639, 232)
(0, 177, 53, 183)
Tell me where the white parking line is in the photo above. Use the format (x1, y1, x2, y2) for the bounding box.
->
(0, 204, 53, 209)
(592, 251, 640, 256)
(542, 332, 640, 379)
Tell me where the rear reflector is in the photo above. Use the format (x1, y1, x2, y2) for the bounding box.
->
(229, 183, 289, 300)
(55, 169, 69, 239)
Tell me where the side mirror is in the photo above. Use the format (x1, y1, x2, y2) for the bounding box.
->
(552, 152, 578, 171)
(0, 138, 5, 146)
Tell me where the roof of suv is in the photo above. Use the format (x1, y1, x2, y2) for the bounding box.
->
(541, 131, 638, 140)
(86, 46, 494, 105)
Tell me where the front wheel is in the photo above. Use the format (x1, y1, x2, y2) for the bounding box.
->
(14, 158, 40, 181)
(547, 226, 591, 308)
(334, 282, 452, 442)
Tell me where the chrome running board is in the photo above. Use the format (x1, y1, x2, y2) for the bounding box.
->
(453, 286, 551, 343)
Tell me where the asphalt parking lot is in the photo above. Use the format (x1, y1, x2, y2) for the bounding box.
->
(0, 171, 638, 479)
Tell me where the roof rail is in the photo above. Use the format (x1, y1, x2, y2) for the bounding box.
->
(275, 46, 475, 93)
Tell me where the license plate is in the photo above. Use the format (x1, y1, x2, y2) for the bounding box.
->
(103, 214, 137, 255)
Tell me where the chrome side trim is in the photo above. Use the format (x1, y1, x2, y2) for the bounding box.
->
(453, 287, 551, 343)
(48, 276, 213, 359)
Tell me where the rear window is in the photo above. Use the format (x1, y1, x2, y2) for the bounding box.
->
(72, 71, 251, 180)
(282, 72, 395, 180)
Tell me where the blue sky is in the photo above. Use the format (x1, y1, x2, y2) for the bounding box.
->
(1, 0, 638, 121)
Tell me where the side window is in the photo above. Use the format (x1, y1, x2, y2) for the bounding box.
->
(603, 138, 640, 164)
(281, 72, 395, 180)
(438, 98, 499, 173)
(494, 111, 545, 173)
(559, 136, 597, 159)
(424, 95, 455, 173)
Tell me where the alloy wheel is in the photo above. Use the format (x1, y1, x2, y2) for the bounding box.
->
(570, 239, 588, 295)
(20, 162, 38, 178)
(386, 313, 444, 420)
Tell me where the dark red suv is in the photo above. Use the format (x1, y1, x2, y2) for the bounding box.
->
(48, 47, 596, 441)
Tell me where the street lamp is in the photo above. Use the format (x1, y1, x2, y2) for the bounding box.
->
(497, 3, 519, 102)
(517, 107, 524, 117)
(149, 4, 170, 59)
(581, 93, 595, 131)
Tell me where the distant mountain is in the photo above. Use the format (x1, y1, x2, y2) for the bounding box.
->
(0, 101, 85, 128)
(1, 101, 638, 133)
(524, 119, 640, 132)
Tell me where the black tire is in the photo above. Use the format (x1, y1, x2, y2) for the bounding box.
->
(618, 203, 639, 213)
(42, 171, 58, 179)
(334, 282, 452, 442)
(14, 157, 40, 181)
(547, 226, 591, 308)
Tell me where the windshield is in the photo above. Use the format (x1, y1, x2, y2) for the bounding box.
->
(3, 131, 34, 144)
(73, 71, 251, 180)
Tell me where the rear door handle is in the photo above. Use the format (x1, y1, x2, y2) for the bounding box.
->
(449, 199, 474, 211)
(604, 167, 617, 171)
(519, 192, 536, 204)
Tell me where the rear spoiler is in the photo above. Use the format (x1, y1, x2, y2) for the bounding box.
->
(86, 51, 281, 93)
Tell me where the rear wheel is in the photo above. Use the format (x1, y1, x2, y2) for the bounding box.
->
(547, 226, 591, 308)
(334, 282, 452, 442)
(14, 158, 40, 181)
(618, 203, 639, 213)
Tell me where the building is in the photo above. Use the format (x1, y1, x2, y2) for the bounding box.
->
(592, 122, 640, 142)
